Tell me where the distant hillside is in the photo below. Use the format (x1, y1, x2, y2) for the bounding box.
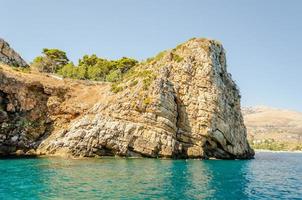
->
(243, 106, 302, 151)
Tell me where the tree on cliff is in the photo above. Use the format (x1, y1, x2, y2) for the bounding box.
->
(31, 48, 69, 73)
(58, 54, 138, 81)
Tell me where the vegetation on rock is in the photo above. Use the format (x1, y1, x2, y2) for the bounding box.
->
(143, 97, 152, 105)
(172, 53, 183, 63)
(31, 48, 69, 73)
(31, 49, 138, 83)
(59, 54, 138, 82)
(110, 83, 124, 93)
(145, 50, 167, 64)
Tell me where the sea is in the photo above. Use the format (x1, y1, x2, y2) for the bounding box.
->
(0, 152, 301, 200)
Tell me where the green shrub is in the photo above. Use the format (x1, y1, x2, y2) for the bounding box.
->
(16, 118, 32, 128)
(143, 78, 152, 90)
(31, 50, 138, 83)
(87, 65, 107, 81)
(124, 69, 155, 80)
(124, 69, 157, 90)
(12, 66, 31, 73)
(111, 83, 123, 93)
(294, 145, 302, 151)
(144, 50, 167, 64)
(154, 51, 166, 61)
(57, 54, 138, 82)
(76, 65, 88, 80)
(129, 80, 138, 87)
(251, 140, 286, 151)
(106, 70, 122, 82)
(172, 53, 183, 63)
(58, 62, 77, 78)
(145, 57, 154, 63)
(31, 48, 69, 73)
(115, 57, 138, 73)
(143, 97, 152, 105)
(79, 54, 99, 66)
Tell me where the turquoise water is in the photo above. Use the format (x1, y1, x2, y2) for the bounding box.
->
(0, 152, 301, 200)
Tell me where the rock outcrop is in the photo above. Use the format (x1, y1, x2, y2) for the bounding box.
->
(0, 38, 254, 159)
(0, 38, 28, 67)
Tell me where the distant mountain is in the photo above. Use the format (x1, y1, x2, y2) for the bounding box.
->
(242, 106, 302, 150)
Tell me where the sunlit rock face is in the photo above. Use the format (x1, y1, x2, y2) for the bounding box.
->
(0, 38, 254, 159)
(0, 38, 28, 67)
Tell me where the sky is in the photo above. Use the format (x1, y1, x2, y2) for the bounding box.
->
(1, 0, 302, 111)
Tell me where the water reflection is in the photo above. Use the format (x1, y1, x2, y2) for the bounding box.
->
(159, 160, 213, 199)
(203, 160, 251, 199)
(0, 153, 302, 199)
(36, 158, 249, 199)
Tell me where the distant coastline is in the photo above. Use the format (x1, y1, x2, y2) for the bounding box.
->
(255, 149, 302, 153)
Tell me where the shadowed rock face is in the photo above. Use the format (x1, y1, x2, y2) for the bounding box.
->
(0, 39, 28, 67)
(0, 38, 254, 159)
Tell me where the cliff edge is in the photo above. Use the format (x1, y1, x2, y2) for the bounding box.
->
(0, 39, 28, 67)
(0, 38, 254, 159)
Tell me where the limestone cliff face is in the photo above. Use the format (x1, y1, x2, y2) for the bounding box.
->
(0, 38, 254, 159)
(0, 39, 28, 67)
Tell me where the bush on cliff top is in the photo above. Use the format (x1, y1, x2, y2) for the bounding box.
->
(30, 48, 160, 94)
(31, 48, 69, 73)
(31, 49, 138, 83)
(58, 54, 138, 82)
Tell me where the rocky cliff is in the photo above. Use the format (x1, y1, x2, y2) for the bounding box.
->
(0, 39, 28, 67)
(0, 38, 254, 159)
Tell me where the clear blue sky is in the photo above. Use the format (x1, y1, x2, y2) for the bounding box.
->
(1, 0, 301, 111)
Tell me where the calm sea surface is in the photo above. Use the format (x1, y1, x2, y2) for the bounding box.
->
(0, 152, 301, 200)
